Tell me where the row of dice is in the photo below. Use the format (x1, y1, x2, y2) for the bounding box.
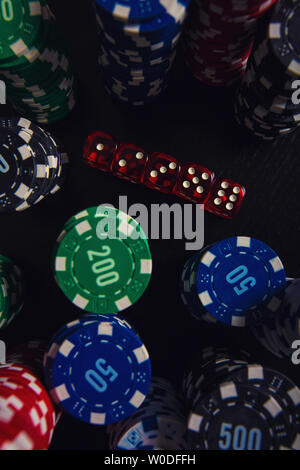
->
(83, 130, 245, 219)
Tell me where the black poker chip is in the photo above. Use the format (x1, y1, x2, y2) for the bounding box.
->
(0, 117, 69, 212)
(235, 0, 300, 139)
(184, 347, 300, 450)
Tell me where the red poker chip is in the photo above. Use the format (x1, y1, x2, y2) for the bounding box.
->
(0, 367, 56, 431)
(0, 379, 52, 450)
(2, 357, 60, 430)
(0, 364, 56, 449)
(0, 423, 35, 450)
(183, 0, 277, 86)
(0, 381, 46, 449)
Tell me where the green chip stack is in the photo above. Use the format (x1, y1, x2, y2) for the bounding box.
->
(53, 206, 153, 314)
(0, 255, 24, 329)
(0, 0, 77, 124)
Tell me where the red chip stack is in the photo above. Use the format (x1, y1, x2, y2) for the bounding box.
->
(0, 342, 56, 450)
(183, 0, 278, 86)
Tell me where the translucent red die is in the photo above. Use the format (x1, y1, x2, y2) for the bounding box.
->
(205, 178, 246, 219)
(173, 162, 214, 203)
(111, 143, 148, 184)
(83, 130, 119, 172)
(142, 152, 180, 193)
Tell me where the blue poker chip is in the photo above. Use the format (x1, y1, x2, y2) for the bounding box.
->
(95, 0, 188, 24)
(46, 317, 151, 425)
(115, 416, 187, 450)
(194, 237, 286, 327)
(95, 3, 184, 41)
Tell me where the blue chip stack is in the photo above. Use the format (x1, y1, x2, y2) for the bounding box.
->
(43, 314, 152, 425)
(180, 236, 286, 327)
(0, 0, 77, 124)
(251, 278, 300, 360)
(108, 377, 190, 449)
(93, 0, 190, 105)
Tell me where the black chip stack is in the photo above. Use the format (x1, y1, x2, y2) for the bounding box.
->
(0, 117, 69, 212)
(184, 347, 300, 450)
(235, 0, 300, 139)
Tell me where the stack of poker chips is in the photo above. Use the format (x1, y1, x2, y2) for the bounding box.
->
(0, 0, 76, 124)
(183, 347, 300, 450)
(235, 0, 300, 139)
(0, 361, 56, 450)
(94, 0, 190, 105)
(53, 206, 152, 314)
(108, 377, 190, 450)
(251, 278, 300, 360)
(183, 0, 277, 86)
(0, 117, 69, 212)
(0, 255, 24, 329)
(180, 236, 286, 327)
(43, 315, 152, 425)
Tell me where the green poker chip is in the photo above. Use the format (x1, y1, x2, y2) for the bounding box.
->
(54, 206, 152, 314)
(0, 255, 24, 329)
(0, 0, 76, 124)
(0, 0, 43, 64)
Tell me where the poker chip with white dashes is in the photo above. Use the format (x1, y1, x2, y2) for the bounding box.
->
(0, 0, 76, 124)
(94, 0, 190, 105)
(0, 363, 56, 450)
(0, 117, 69, 212)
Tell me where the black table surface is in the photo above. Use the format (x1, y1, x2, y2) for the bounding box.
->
(1, 0, 300, 450)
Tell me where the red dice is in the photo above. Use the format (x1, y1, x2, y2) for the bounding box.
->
(205, 178, 246, 219)
(111, 143, 148, 184)
(173, 163, 214, 203)
(142, 152, 180, 193)
(83, 130, 119, 172)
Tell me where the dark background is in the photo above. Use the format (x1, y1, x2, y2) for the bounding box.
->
(1, 0, 300, 450)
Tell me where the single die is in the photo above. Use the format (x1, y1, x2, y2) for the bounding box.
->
(205, 178, 245, 219)
(173, 163, 214, 203)
(142, 152, 179, 193)
(83, 130, 119, 172)
(111, 142, 148, 184)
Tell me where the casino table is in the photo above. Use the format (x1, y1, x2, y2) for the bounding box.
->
(1, 0, 300, 450)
